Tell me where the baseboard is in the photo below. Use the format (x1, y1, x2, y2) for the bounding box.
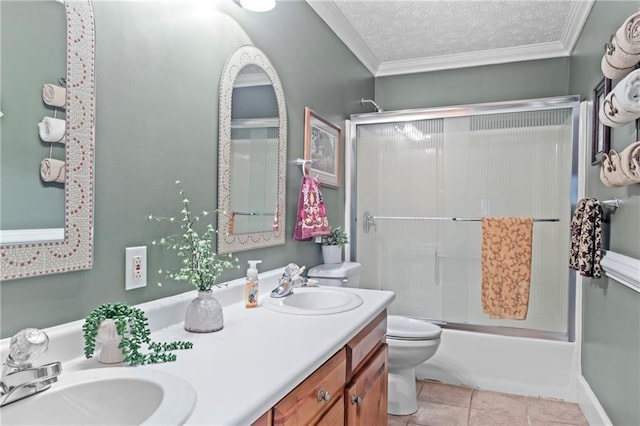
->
(577, 375, 612, 426)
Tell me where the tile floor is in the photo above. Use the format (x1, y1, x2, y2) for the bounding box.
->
(388, 380, 589, 426)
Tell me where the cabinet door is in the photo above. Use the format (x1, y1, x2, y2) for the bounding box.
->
(345, 344, 388, 426)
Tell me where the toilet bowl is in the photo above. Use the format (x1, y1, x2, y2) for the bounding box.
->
(307, 263, 442, 416)
(386, 315, 441, 415)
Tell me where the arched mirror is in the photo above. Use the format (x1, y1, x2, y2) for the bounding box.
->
(218, 46, 286, 253)
(0, 0, 95, 280)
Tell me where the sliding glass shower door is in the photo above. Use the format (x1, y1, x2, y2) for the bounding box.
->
(352, 98, 577, 339)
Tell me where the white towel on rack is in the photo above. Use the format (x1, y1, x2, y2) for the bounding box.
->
(599, 69, 640, 127)
(620, 141, 640, 182)
(42, 84, 66, 108)
(616, 12, 640, 55)
(601, 54, 636, 80)
(40, 158, 65, 183)
(37, 116, 66, 143)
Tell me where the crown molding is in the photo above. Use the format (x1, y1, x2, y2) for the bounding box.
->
(307, 0, 593, 77)
(376, 42, 568, 77)
(561, 0, 595, 53)
(306, 0, 380, 76)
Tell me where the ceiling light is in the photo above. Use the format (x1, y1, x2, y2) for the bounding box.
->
(240, 0, 275, 12)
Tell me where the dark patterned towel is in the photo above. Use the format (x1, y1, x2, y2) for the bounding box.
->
(569, 198, 603, 278)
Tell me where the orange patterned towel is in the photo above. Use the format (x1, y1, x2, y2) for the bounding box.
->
(481, 217, 533, 320)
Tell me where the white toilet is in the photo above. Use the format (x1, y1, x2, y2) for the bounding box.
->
(307, 262, 442, 416)
(386, 315, 441, 415)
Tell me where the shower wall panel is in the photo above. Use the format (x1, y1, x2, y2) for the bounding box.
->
(355, 107, 574, 335)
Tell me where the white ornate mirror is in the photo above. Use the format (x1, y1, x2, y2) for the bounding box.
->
(0, 0, 95, 280)
(217, 46, 286, 253)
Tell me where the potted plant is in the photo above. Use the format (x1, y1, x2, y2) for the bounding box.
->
(321, 226, 349, 264)
(82, 302, 192, 366)
(149, 180, 239, 333)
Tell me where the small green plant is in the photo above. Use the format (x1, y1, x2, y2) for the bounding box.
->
(82, 303, 193, 366)
(321, 226, 349, 246)
(149, 180, 239, 291)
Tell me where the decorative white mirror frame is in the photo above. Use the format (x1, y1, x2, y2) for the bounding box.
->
(1, 0, 95, 280)
(217, 45, 287, 253)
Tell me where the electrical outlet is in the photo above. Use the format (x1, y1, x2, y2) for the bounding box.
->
(125, 246, 146, 290)
(133, 255, 142, 279)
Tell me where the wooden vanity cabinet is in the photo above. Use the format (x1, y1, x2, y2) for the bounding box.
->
(255, 310, 388, 426)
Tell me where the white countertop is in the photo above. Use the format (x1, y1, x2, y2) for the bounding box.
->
(2, 268, 394, 425)
(146, 286, 394, 425)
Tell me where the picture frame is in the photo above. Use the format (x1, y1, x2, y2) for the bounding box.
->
(592, 77, 611, 165)
(304, 107, 342, 188)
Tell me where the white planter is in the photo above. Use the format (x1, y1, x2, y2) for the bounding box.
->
(322, 245, 343, 264)
(96, 319, 125, 364)
(184, 291, 224, 333)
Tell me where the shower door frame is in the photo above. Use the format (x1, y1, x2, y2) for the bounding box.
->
(347, 95, 581, 342)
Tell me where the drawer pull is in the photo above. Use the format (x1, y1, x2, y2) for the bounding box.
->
(351, 395, 363, 405)
(317, 389, 331, 403)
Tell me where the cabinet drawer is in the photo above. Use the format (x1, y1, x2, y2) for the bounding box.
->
(316, 395, 344, 425)
(346, 310, 386, 380)
(273, 348, 346, 425)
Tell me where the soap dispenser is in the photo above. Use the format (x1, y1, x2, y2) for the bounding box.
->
(245, 260, 262, 308)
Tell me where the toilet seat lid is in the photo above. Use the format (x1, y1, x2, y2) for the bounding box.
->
(387, 315, 442, 339)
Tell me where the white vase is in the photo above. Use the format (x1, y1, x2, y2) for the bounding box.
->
(184, 290, 224, 333)
(96, 318, 125, 364)
(322, 245, 343, 264)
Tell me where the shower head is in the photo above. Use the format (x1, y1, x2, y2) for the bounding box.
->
(360, 98, 383, 113)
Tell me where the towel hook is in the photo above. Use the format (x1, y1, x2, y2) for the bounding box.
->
(295, 158, 314, 179)
(604, 34, 616, 56)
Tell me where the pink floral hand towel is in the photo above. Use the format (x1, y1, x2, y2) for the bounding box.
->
(293, 176, 330, 240)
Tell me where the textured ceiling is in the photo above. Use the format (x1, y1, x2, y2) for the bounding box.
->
(307, 0, 595, 76)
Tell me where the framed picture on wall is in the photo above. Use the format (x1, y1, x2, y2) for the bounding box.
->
(304, 107, 342, 188)
(592, 77, 611, 165)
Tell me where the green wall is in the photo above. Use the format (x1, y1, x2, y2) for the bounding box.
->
(570, 2, 640, 425)
(375, 57, 570, 110)
(0, 0, 374, 338)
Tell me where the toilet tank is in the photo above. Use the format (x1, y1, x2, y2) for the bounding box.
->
(307, 262, 361, 288)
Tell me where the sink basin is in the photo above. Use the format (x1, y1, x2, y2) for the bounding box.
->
(0, 367, 196, 425)
(263, 287, 363, 315)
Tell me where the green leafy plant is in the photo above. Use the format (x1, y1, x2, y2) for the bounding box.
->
(321, 226, 349, 246)
(82, 303, 193, 366)
(149, 180, 238, 292)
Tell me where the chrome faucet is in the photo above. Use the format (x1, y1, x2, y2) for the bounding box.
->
(0, 328, 62, 407)
(270, 263, 309, 298)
